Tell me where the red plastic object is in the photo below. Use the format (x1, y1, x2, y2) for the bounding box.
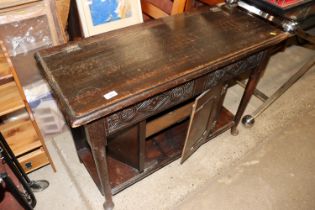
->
(267, 0, 304, 8)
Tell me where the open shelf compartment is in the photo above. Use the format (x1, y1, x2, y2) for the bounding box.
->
(77, 106, 234, 195)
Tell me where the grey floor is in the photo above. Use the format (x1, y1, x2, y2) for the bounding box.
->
(29, 45, 315, 210)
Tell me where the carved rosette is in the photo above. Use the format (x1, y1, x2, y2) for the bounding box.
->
(107, 81, 195, 133)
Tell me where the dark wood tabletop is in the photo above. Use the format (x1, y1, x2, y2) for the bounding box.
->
(35, 7, 288, 127)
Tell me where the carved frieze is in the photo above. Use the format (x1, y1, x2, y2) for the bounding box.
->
(204, 51, 264, 90)
(106, 51, 265, 135)
(107, 81, 194, 134)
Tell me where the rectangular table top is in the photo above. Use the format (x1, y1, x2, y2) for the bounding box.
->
(35, 6, 288, 127)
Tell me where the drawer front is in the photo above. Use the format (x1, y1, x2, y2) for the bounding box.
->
(107, 81, 195, 134)
(18, 147, 49, 173)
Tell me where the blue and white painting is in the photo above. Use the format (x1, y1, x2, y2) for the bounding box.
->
(89, 0, 132, 26)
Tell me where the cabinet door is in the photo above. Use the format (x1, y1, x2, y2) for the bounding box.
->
(180, 84, 224, 163)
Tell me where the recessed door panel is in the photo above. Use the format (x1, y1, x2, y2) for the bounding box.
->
(180, 85, 224, 163)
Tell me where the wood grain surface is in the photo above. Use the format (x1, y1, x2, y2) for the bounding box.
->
(0, 50, 12, 83)
(36, 7, 288, 127)
(0, 119, 42, 156)
(0, 82, 25, 116)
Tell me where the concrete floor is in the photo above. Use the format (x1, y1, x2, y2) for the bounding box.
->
(29, 45, 315, 210)
(177, 95, 315, 210)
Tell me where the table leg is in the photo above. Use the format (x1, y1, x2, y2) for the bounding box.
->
(231, 51, 269, 135)
(85, 119, 114, 210)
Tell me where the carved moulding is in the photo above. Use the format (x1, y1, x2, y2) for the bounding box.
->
(204, 51, 264, 90)
(106, 51, 265, 135)
(106, 81, 195, 134)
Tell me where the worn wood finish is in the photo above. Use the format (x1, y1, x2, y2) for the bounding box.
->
(78, 107, 234, 195)
(107, 121, 145, 172)
(106, 81, 195, 135)
(231, 51, 269, 135)
(103, 51, 264, 136)
(36, 7, 289, 210)
(70, 126, 90, 163)
(181, 84, 223, 163)
(146, 101, 193, 138)
(85, 119, 114, 210)
(36, 7, 287, 128)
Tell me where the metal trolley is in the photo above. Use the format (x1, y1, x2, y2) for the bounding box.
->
(225, 0, 315, 127)
(0, 133, 49, 210)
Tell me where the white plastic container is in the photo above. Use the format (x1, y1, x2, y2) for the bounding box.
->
(24, 80, 65, 134)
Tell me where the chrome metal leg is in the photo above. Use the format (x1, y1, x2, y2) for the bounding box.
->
(241, 56, 315, 127)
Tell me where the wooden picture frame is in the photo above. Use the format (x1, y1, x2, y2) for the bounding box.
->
(76, 0, 143, 37)
(0, 0, 41, 9)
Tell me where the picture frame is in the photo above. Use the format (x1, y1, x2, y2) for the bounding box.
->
(76, 0, 143, 37)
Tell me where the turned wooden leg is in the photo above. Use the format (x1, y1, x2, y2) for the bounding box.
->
(85, 119, 114, 210)
(231, 51, 269, 135)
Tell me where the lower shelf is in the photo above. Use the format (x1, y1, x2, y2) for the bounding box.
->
(78, 107, 234, 195)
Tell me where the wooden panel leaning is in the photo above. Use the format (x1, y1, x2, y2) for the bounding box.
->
(35, 6, 288, 210)
(0, 41, 55, 173)
(141, 0, 190, 19)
